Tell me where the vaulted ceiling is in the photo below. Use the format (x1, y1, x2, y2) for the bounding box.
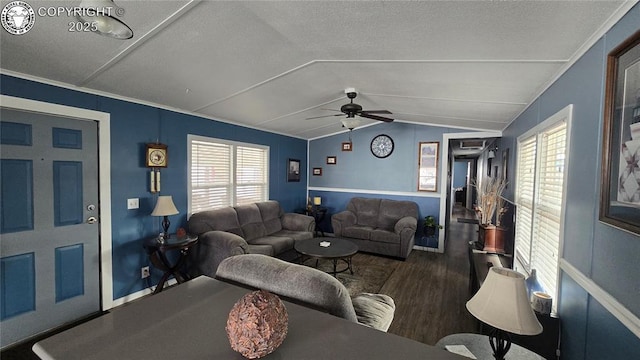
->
(1, 0, 635, 139)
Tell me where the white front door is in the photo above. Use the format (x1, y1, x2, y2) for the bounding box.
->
(0, 108, 101, 348)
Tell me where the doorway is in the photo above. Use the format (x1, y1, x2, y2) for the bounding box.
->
(0, 96, 112, 348)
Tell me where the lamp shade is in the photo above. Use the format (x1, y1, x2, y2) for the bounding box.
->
(151, 196, 179, 217)
(341, 118, 361, 130)
(77, 0, 133, 39)
(313, 197, 321, 206)
(466, 267, 542, 336)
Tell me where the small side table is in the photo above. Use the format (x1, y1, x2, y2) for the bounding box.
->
(305, 206, 327, 237)
(436, 333, 545, 360)
(144, 234, 198, 294)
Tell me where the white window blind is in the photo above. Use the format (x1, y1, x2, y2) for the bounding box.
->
(514, 105, 571, 304)
(515, 136, 536, 265)
(235, 146, 268, 206)
(189, 136, 268, 214)
(531, 123, 566, 298)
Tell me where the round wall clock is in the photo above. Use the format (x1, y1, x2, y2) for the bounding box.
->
(146, 143, 168, 167)
(370, 134, 394, 158)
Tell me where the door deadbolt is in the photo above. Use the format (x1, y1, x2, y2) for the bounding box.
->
(87, 204, 96, 211)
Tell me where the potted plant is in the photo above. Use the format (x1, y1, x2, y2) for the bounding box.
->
(423, 215, 443, 237)
(472, 177, 508, 253)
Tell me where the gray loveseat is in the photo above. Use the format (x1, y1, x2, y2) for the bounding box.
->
(331, 197, 418, 259)
(188, 200, 314, 277)
(216, 254, 396, 332)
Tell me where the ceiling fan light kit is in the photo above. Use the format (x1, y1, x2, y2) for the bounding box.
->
(305, 89, 395, 126)
(77, 0, 133, 39)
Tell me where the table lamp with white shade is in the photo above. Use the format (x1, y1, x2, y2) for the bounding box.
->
(151, 195, 179, 239)
(466, 267, 543, 360)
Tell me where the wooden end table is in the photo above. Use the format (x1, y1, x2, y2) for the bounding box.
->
(144, 234, 198, 294)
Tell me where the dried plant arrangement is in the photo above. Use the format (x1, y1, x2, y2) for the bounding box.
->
(472, 177, 508, 226)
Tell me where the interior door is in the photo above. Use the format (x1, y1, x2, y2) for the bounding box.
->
(0, 109, 101, 348)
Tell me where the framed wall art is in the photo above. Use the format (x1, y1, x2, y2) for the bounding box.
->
(312, 167, 322, 176)
(418, 142, 439, 192)
(287, 158, 300, 182)
(326, 156, 337, 165)
(342, 142, 352, 151)
(600, 30, 640, 234)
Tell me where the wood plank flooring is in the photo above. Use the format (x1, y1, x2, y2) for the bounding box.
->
(383, 205, 479, 345)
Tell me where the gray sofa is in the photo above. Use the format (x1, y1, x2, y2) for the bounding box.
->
(331, 197, 418, 259)
(188, 200, 315, 277)
(216, 254, 396, 332)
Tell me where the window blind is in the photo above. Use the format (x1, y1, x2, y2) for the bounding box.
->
(531, 122, 566, 300)
(189, 137, 268, 213)
(235, 146, 268, 206)
(515, 136, 536, 266)
(191, 140, 232, 213)
(514, 106, 570, 306)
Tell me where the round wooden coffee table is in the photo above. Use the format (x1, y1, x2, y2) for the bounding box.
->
(295, 237, 358, 276)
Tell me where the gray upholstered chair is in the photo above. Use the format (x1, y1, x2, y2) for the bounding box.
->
(215, 254, 396, 332)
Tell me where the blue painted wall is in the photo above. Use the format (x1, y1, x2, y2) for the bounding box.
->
(501, 4, 640, 359)
(308, 121, 480, 247)
(1, 75, 308, 300)
(452, 160, 469, 189)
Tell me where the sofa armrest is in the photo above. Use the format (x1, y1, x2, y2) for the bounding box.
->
(188, 230, 249, 278)
(394, 216, 417, 234)
(281, 213, 315, 232)
(331, 211, 357, 237)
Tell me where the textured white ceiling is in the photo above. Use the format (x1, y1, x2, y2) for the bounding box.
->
(1, 0, 636, 139)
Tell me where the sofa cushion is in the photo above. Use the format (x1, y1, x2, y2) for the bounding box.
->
(272, 229, 313, 241)
(235, 204, 267, 241)
(247, 244, 275, 256)
(347, 198, 381, 228)
(247, 235, 294, 255)
(352, 293, 396, 332)
(370, 229, 400, 244)
(188, 207, 244, 238)
(343, 225, 374, 240)
(377, 199, 419, 231)
(256, 200, 283, 235)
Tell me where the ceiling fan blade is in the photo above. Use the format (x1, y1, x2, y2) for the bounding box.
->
(361, 110, 392, 114)
(359, 113, 394, 122)
(320, 108, 343, 112)
(305, 114, 344, 120)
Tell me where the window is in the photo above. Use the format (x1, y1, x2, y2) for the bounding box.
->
(514, 105, 572, 304)
(188, 135, 268, 214)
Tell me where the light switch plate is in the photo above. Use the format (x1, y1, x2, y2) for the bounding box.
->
(127, 198, 139, 210)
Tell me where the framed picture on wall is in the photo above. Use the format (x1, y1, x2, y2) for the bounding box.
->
(342, 142, 352, 151)
(600, 30, 640, 235)
(502, 148, 509, 186)
(287, 159, 300, 182)
(326, 156, 337, 165)
(312, 167, 322, 176)
(418, 142, 439, 192)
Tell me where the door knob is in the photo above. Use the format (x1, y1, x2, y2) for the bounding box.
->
(86, 216, 98, 224)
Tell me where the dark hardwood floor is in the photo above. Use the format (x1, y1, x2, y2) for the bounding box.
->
(384, 204, 479, 345)
(1, 205, 479, 358)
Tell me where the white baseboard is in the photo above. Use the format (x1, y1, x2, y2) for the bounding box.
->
(111, 279, 177, 308)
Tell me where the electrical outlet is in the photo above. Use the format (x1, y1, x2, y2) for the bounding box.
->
(141, 266, 150, 279)
(127, 198, 139, 210)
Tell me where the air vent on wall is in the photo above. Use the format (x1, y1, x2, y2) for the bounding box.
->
(459, 140, 486, 150)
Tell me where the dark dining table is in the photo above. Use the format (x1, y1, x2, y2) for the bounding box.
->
(33, 276, 465, 360)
